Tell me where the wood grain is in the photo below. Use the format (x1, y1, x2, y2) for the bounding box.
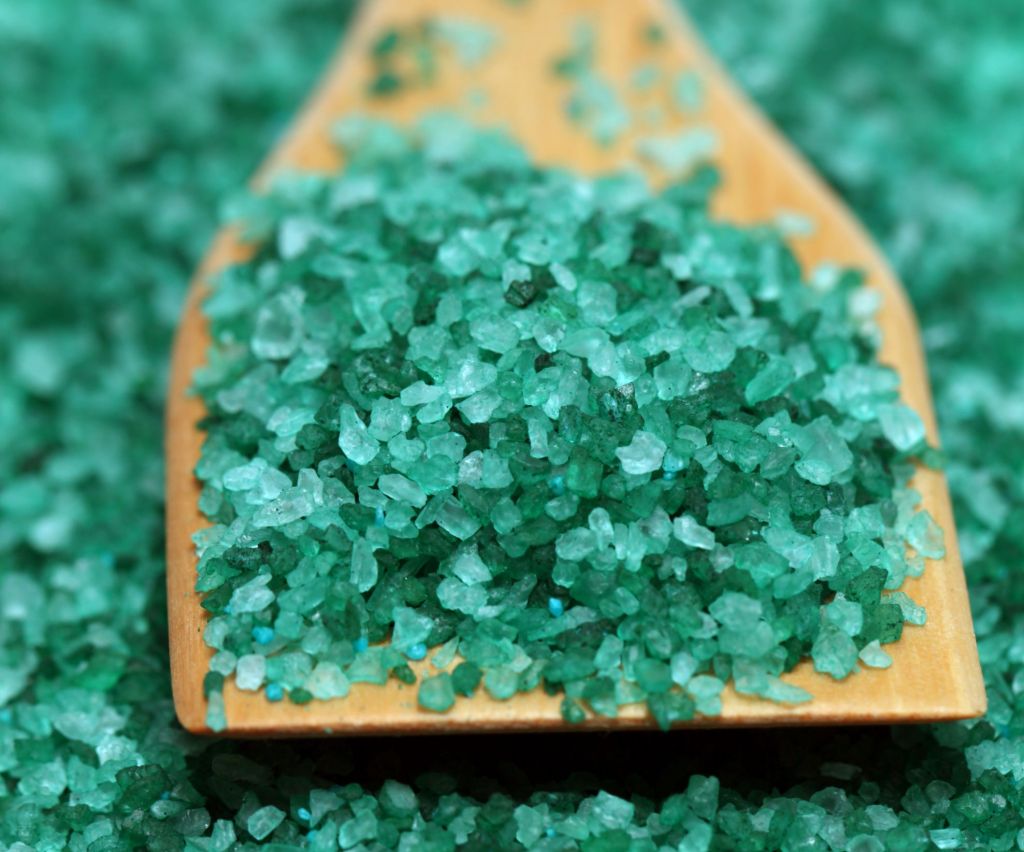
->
(166, 0, 986, 735)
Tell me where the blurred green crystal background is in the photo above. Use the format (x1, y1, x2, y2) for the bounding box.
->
(1, 0, 1023, 849)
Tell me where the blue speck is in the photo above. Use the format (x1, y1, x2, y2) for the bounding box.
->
(266, 683, 284, 702)
(224, 603, 234, 615)
(297, 807, 311, 821)
(548, 475, 565, 496)
(160, 791, 170, 801)
(374, 506, 385, 526)
(545, 827, 556, 838)
(662, 470, 677, 482)
(406, 642, 428, 661)
(547, 597, 565, 617)
(306, 829, 318, 842)
(354, 636, 369, 653)
(0, 709, 11, 723)
(252, 626, 275, 645)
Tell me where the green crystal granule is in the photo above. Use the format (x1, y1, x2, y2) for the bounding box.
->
(193, 115, 937, 725)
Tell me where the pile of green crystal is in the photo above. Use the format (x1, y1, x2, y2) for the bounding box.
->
(194, 114, 938, 728)
(3, 0, 1024, 848)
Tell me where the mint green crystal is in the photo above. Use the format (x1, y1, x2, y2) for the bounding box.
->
(878, 403, 927, 452)
(247, 806, 286, 841)
(418, 673, 456, 712)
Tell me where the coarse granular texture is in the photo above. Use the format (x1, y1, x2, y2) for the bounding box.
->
(193, 116, 936, 727)
(2, 0, 1024, 849)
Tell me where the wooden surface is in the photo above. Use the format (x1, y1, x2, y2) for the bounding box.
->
(166, 0, 986, 735)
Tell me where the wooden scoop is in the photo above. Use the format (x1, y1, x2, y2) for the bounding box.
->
(166, 0, 985, 735)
